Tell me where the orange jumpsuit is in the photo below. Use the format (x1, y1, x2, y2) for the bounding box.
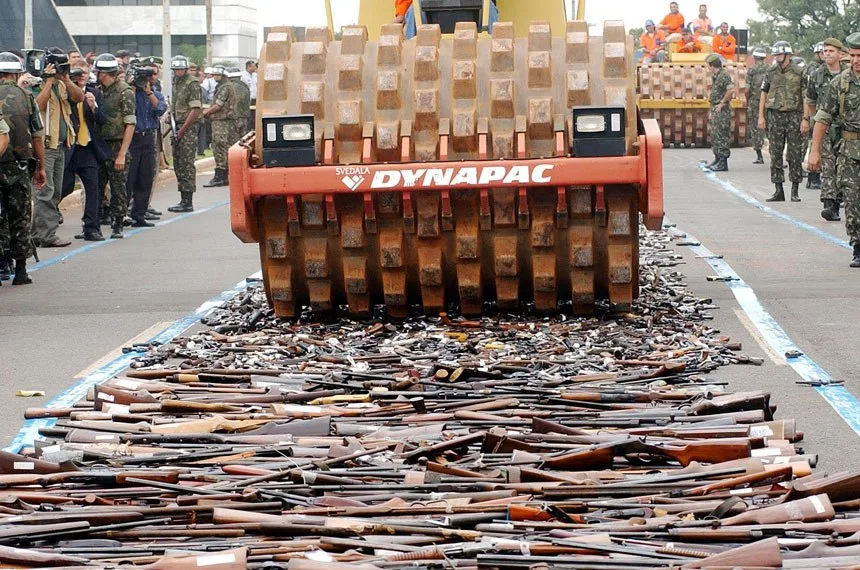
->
(713, 33, 737, 59)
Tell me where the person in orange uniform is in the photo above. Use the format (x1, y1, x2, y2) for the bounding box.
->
(640, 20, 667, 63)
(712, 22, 737, 60)
(394, 0, 411, 23)
(659, 2, 685, 35)
(676, 28, 703, 53)
(690, 4, 713, 36)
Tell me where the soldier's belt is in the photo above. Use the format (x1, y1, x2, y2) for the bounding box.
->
(842, 130, 860, 141)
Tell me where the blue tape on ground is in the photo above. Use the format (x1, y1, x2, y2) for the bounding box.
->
(29, 199, 229, 274)
(5, 270, 261, 453)
(698, 164, 851, 250)
(671, 221, 860, 436)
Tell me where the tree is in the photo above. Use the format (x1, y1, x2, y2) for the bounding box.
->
(747, 0, 860, 56)
(175, 44, 206, 67)
(629, 27, 645, 50)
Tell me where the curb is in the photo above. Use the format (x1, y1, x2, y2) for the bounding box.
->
(60, 156, 216, 213)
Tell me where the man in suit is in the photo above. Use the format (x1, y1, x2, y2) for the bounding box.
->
(62, 67, 110, 241)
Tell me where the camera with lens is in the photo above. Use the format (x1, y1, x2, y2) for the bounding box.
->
(22, 48, 70, 77)
(126, 60, 156, 90)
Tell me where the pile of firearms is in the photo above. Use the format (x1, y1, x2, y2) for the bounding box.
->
(5, 233, 860, 569)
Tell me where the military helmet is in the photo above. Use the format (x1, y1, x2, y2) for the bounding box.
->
(227, 67, 242, 78)
(814, 42, 825, 53)
(211, 65, 227, 76)
(0, 52, 24, 73)
(171, 55, 190, 70)
(791, 56, 806, 67)
(752, 46, 767, 58)
(772, 40, 793, 55)
(705, 53, 722, 67)
(93, 53, 120, 73)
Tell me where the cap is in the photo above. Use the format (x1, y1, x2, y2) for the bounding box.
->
(705, 54, 722, 66)
(847, 32, 860, 49)
(823, 37, 844, 50)
(645, 19, 655, 26)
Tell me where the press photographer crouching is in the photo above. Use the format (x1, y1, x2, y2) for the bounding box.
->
(62, 67, 110, 241)
(31, 48, 83, 248)
(125, 62, 165, 227)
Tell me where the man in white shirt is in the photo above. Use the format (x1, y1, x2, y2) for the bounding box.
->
(240, 60, 257, 132)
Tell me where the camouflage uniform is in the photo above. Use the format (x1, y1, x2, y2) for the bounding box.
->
(0, 78, 43, 262)
(709, 67, 734, 159)
(229, 77, 251, 145)
(801, 59, 820, 159)
(99, 78, 136, 220)
(816, 68, 860, 247)
(172, 73, 202, 195)
(747, 61, 768, 152)
(210, 77, 235, 173)
(762, 61, 805, 184)
(807, 62, 847, 203)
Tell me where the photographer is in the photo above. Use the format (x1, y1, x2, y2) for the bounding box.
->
(62, 68, 109, 241)
(32, 47, 82, 248)
(125, 65, 165, 227)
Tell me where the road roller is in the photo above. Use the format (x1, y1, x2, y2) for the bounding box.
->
(228, 0, 664, 318)
(638, 41, 749, 147)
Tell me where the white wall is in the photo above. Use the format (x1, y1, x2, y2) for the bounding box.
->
(56, 0, 258, 60)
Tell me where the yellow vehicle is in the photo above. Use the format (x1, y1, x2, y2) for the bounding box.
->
(229, 0, 664, 318)
(638, 37, 750, 147)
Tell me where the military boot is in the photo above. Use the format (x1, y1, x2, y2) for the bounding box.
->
(753, 149, 764, 164)
(851, 245, 860, 268)
(203, 168, 227, 188)
(808, 172, 822, 190)
(709, 157, 729, 172)
(110, 217, 124, 240)
(168, 192, 194, 213)
(790, 182, 801, 202)
(12, 259, 32, 285)
(99, 206, 112, 226)
(821, 199, 841, 221)
(766, 184, 785, 202)
(0, 255, 11, 281)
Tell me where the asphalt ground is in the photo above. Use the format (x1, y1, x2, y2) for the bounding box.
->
(0, 149, 858, 470)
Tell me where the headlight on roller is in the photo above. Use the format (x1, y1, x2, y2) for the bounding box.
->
(261, 114, 316, 167)
(575, 114, 606, 133)
(283, 123, 312, 141)
(571, 106, 627, 158)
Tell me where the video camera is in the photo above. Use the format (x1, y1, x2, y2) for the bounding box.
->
(126, 58, 157, 89)
(22, 49, 70, 77)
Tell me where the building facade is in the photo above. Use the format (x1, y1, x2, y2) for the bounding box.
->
(54, 0, 257, 65)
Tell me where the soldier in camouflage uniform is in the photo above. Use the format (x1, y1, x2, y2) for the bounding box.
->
(0, 108, 10, 282)
(810, 32, 860, 267)
(201, 66, 234, 188)
(759, 40, 805, 202)
(167, 55, 202, 213)
(806, 38, 847, 221)
(805, 43, 825, 189)
(747, 46, 769, 164)
(94, 54, 136, 239)
(228, 68, 251, 146)
(0, 52, 47, 285)
(705, 54, 734, 171)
